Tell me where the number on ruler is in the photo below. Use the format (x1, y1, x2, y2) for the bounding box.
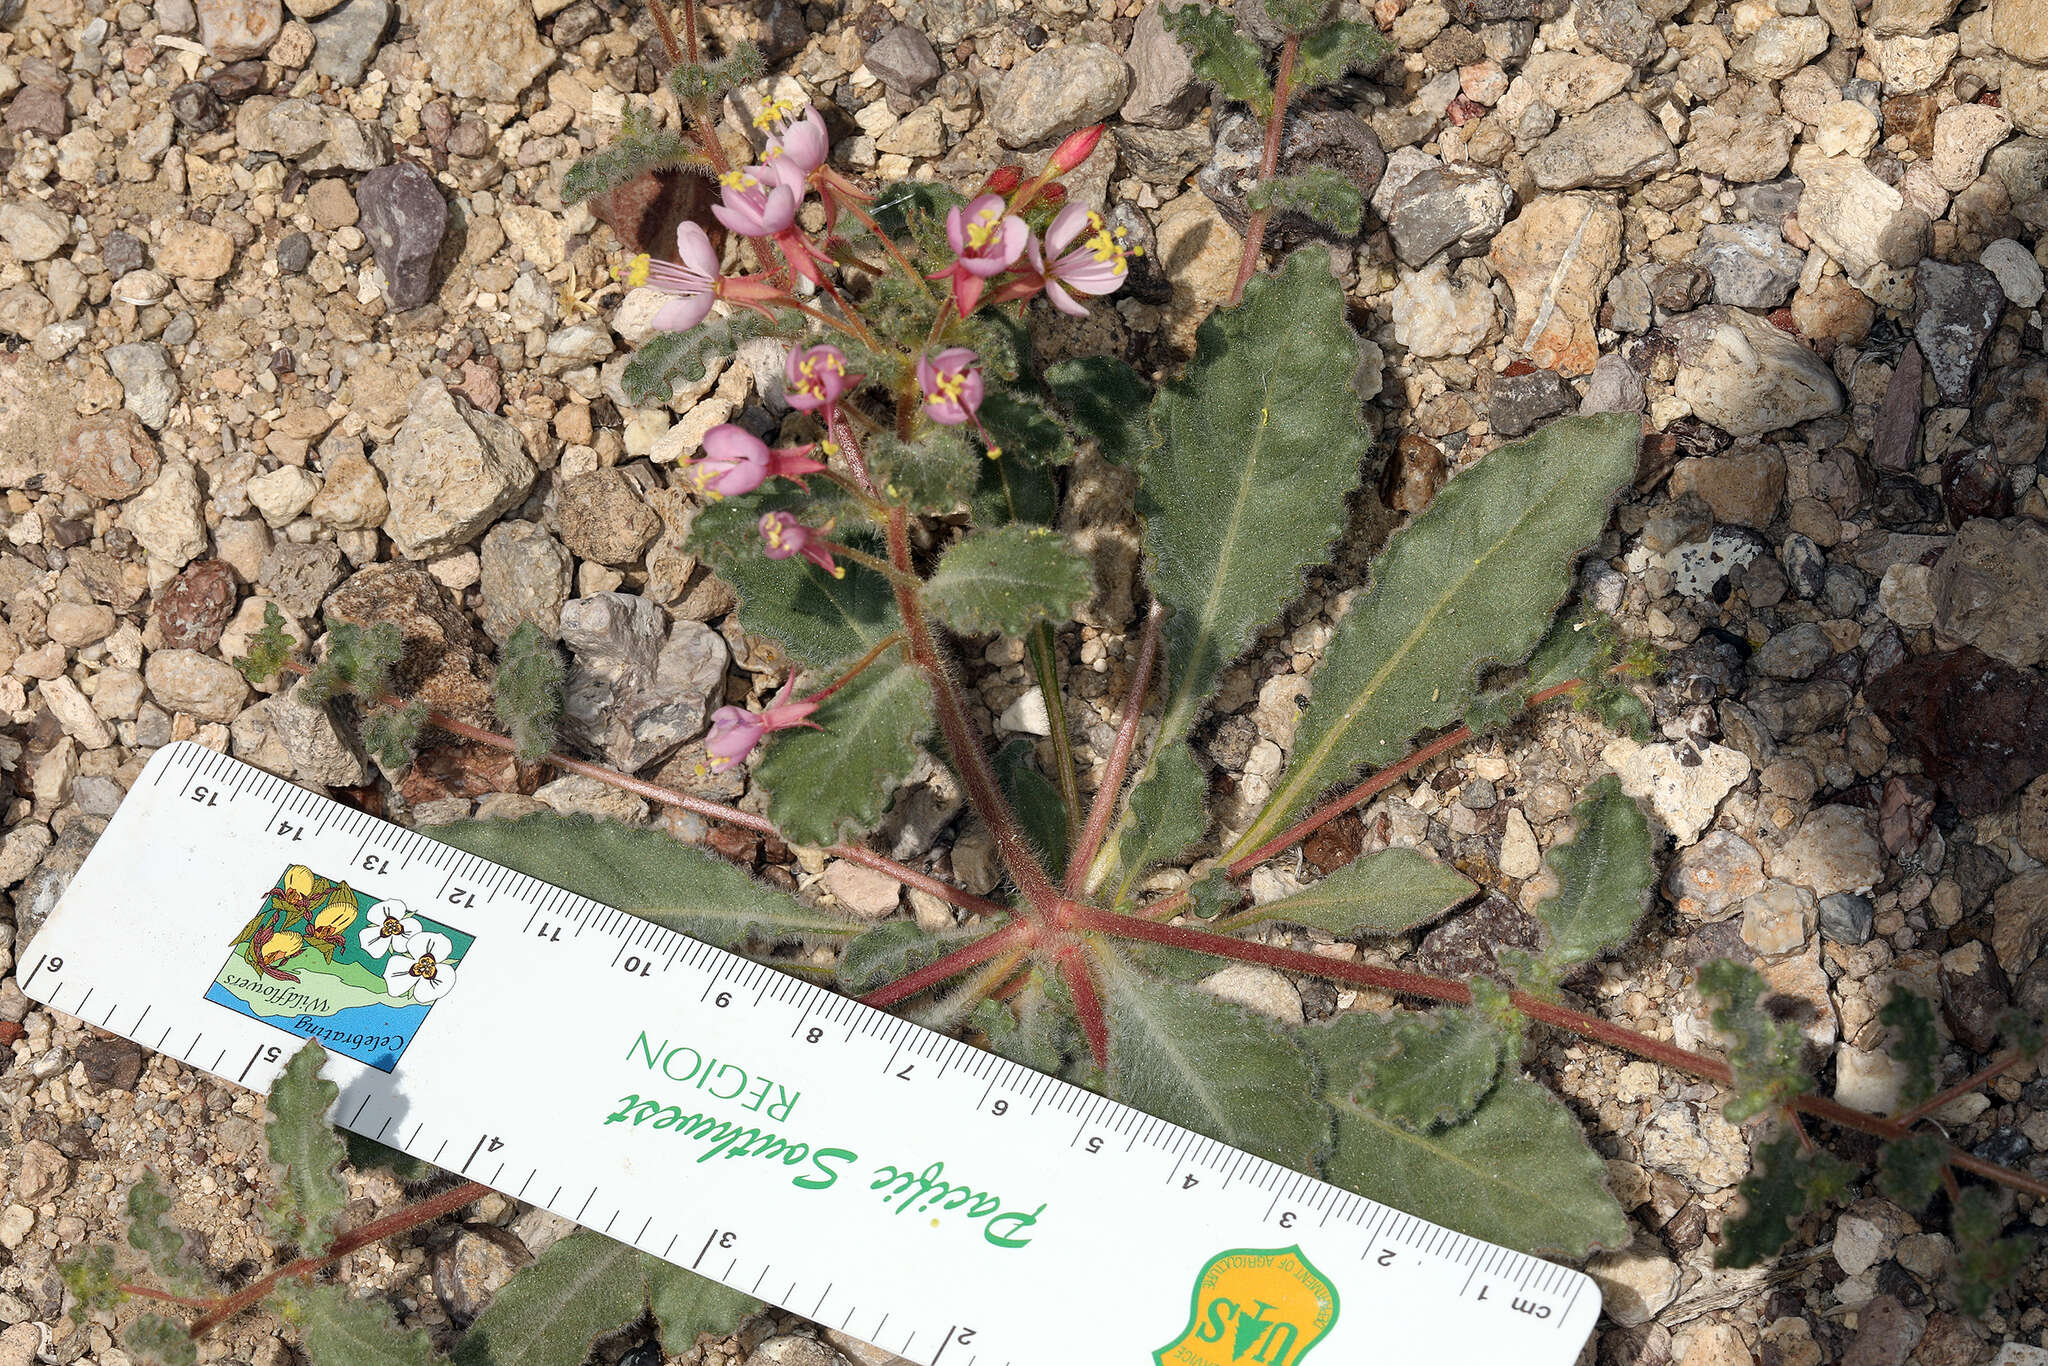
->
(189, 785, 221, 807)
(804, 1028, 824, 1044)
(1084, 1137, 1103, 1154)
(715, 992, 733, 1008)
(536, 922, 563, 942)
(447, 887, 478, 909)
(1182, 1175, 1200, 1190)
(990, 1100, 1008, 1116)
(621, 956, 652, 977)
(361, 853, 392, 876)
(1278, 1211, 1297, 1229)
(274, 818, 304, 842)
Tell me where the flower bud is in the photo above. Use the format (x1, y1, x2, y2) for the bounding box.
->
(1048, 124, 1105, 174)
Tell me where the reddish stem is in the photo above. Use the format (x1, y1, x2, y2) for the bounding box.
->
(1226, 34, 1300, 309)
(1057, 942, 1110, 1070)
(1894, 1051, 2023, 1128)
(803, 633, 906, 705)
(859, 922, 1029, 1009)
(186, 1181, 488, 1337)
(1064, 603, 1166, 897)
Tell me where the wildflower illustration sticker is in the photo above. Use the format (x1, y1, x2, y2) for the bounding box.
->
(1155, 1246, 1340, 1366)
(204, 865, 471, 1071)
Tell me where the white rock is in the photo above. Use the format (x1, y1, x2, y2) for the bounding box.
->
(1391, 263, 1494, 358)
(122, 462, 209, 568)
(1499, 808, 1542, 879)
(1586, 1241, 1681, 1327)
(1199, 963, 1304, 1023)
(38, 676, 113, 749)
(247, 464, 323, 527)
(1602, 738, 1750, 846)
(1814, 101, 1879, 158)
(144, 648, 250, 722)
(997, 686, 1052, 736)
(1990, 1347, 2048, 1366)
(1982, 238, 2045, 308)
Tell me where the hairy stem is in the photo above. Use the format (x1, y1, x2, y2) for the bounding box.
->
(1894, 1051, 2024, 1128)
(1057, 942, 1110, 1070)
(1226, 33, 1299, 309)
(1064, 602, 1166, 896)
(1027, 621, 1086, 845)
(886, 504, 1064, 917)
(859, 921, 1029, 1008)
(804, 633, 906, 705)
(647, 0, 684, 63)
(830, 407, 881, 499)
(187, 1182, 488, 1337)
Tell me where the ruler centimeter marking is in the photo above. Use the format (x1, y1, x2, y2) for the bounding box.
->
(23, 743, 1600, 1364)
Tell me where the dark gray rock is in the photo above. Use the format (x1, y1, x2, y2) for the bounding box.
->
(1580, 352, 1647, 414)
(276, 230, 312, 273)
(259, 540, 348, 620)
(1753, 620, 1832, 680)
(102, 230, 148, 276)
(1915, 260, 2004, 404)
(170, 79, 226, 131)
(1782, 533, 1827, 599)
(310, 0, 391, 83)
(1692, 222, 1804, 309)
(357, 160, 447, 312)
(1383, 164, 1513, 267)
(1817, 891, 1874, 945)
(1490, 368, 1577, 437)
(1200, 108, 1386, 243)
(864, 22, 943, 97)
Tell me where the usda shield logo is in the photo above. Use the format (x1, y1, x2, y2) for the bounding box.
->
(1155, 1245, 1340, 1366)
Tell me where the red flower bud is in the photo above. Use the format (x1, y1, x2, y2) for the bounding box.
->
(1049, 124, 1106, 174)
(1040, 182, 1068, 208)
(980, 165, 1025, 196)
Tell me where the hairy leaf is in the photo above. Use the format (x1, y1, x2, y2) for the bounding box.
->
(693, 496, 899, 670)
(979, 390, 1074, 466)
(361, 700, 428, 772)
(345, 1133, 435, 1183)
(1530, 777, 1653, 971)
(1319, 1062, 1627, 1258)
(59, 1246, 124, 1321)
(1045, 356, 1153, 466)
(973, 972, 1071, 1075)
(869, 427, 979, 513)
(1699, 960, 1810, 1123)
(1876, 1132, 1949, 1212)
(924, 525, 1094, 637)
(1222, 846, 1474, 936)
(1098, 741, 1209, 906)
(562, 107, 695, 205)
(973, 450, 1057, 528)
(428, 815, 861, 948)
(1234, 413, 1640, 859)
(1262, 0, 1338, 32)
(995, 737, 1070, 868)
(494, 621, 565, 761)
(123, 1315, 198, 1366)
(1952, 1187, 2030, 1316)
(1321, 1008, 1506, 1131)
(1162, 4, 1274, 114)
(869, 179, 969, 252)
(1716, 1133, 1856, 1269)
(756, 661, 934, 846)
(1100, 952, 1327, 1168)
(1293, 18, 1393, 90)
(837, 920, 984, 993)
(1248, 168, 1364, 236)
(282, 1284, 436, 1366)
(667, 41, 766, 103)
(1880, 991, 1940, 1110)
(457, 1230, 757, 1366)
(266, 1042, 348, 1256)
(304, 619, 404, 707)
(125, 1174, 206, 1295)
(623, 315, 773, 406)
(233, 600, 298, 684)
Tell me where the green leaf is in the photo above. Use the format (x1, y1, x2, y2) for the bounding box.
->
(345, 1133, 435, 1183)
(923, 525, 1094, 638)
(1097, 741, 1209, 906)
(428, 814, 861, 948)
(1045, 356, 1153, 466)
(1221, 846, 1475, 936)
(1248, 168, 1364, 236)
(126, 1172, 207, 1294)
(868, 427, 979, 514)
(1319, 1063, 1627, 1258)
(494, 621, 565, 761)
(1952, 1187, 2030, 1316)
(361, 700, 428, 772)
(59, 1246, 124, 1322)
(457, 1230, 758, 1366)
(869, 179, 969, 250)
(1698, 960, 1810, 1124)
(1262, 0, 1337, 33)
(623, 315, 773, 407)
(1879, 990, 1940, 1110)
(692, 495, 898, 670)
(1293, 18, 1393, 90)
(1320, 1008, 1507, 1131)
(1876, 1132, 1949, 1212)
(122, 1315, 198, 1366)
(1099, 952, 1328, 1169)
(755, 661, 935, 846)
(667, 41, 766, 103)
(266, 1041, 349, 1256)
(972, 971, 1071, 1074)
(1233, 413, 1640, 859)
(281, 1284, 436, 1366)
(233, 600, 298, 684)
(304, 619, 404, 707)
(995, 737, 1070, 869)
(837, 920, 984, 994)
(562, 107, 695, 205)
(980, 390, 1074, 466)
(1162, 4, 1274, 115)
(1530, 777, 1653, 972)
(1100, 250, 1369, 893)
(1716, 1132, 1855, 1269)
(973, 449, 1058, 528)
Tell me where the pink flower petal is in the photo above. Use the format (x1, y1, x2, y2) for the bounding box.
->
(651, 293, 713, 331)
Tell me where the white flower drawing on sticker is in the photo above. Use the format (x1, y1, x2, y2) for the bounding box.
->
(358, 900, 422, 959)
(383, 930, 459, 1002)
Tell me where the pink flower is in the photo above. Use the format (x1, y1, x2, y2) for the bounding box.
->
(1026, 202, 1135, 317)
(703, 674, 822, 771)
(763, 103, 873, 232)
(712, 161, 826, 286)
(684, 424, 827, 499)
(930, 194, 1028, 315)
(784, 344, 861, 424)
(622, 222, 721, 332)
(758, 510, 844, 577)
(917, 348, 1001, 458)
(766, 105, 829, 176)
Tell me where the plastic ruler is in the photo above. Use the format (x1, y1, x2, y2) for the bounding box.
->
(22, 741, 1602, 1365)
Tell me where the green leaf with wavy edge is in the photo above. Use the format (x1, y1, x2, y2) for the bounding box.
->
(281, 1284, 436, 1366)
(59, 1246, 123, 1321)
(756, 661, 934, 846)
(1221, 846, 1475, 936)
(868, 178, 969, 251)
(122, 1314, 198, 1366)
(973, 971, 1071, 1074)
(125, 1174, 207, 1295)
(1317, 1053, 1627, 1258)
(923, 525, 1093, 638)
(1101, 740, 1209, 905)
(361, 700, 427, 772)
(1248, 168, 1364, 236)
(266, 1042, 348, 1256)
(1716, 1133, 1855, 1269)
(1877, 1131, 1948, 1212)
(1322, 1007, 1506, 1131)
(562, 107, 695, 205)
(1162, 4, 1273, 115)
(493, 621, 565, 761)
(345, 1133, 434, 1183)
(428, 814, 861, 948)
(1262, 0, 1337, 32)
(1879, 990, 1940, 1109)
(1100, 951, 1328, 1168)
(1233, 412, 1640, 860)
(1293, 18, 1393, 90)
(1698, 959, 1810, 1124)
(1046, 356, 1153, 466)
(1530, 776, 1653, 972)
(1953, 1187, 2030, 1316)
(691, 490, 897, 671)
(869, 427, 979, 513)
(666, 41, 765, 103)
(457, 1229, 761, 1366)
(980, 390, 1074, 466)
(623, 314, 775, 406)
(973, 450, 1057, 528)
(996, 737, 1069, 869)
(1095, 250, 1368, 894)
(234, 600, 298, 684)
(837, 920, 985, 993)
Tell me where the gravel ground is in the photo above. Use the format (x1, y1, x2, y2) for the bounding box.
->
(3, 0, 2048, 1361)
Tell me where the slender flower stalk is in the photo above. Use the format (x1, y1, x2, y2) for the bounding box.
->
(703, 674, 823, 772)
(758, 510, 845, 577)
